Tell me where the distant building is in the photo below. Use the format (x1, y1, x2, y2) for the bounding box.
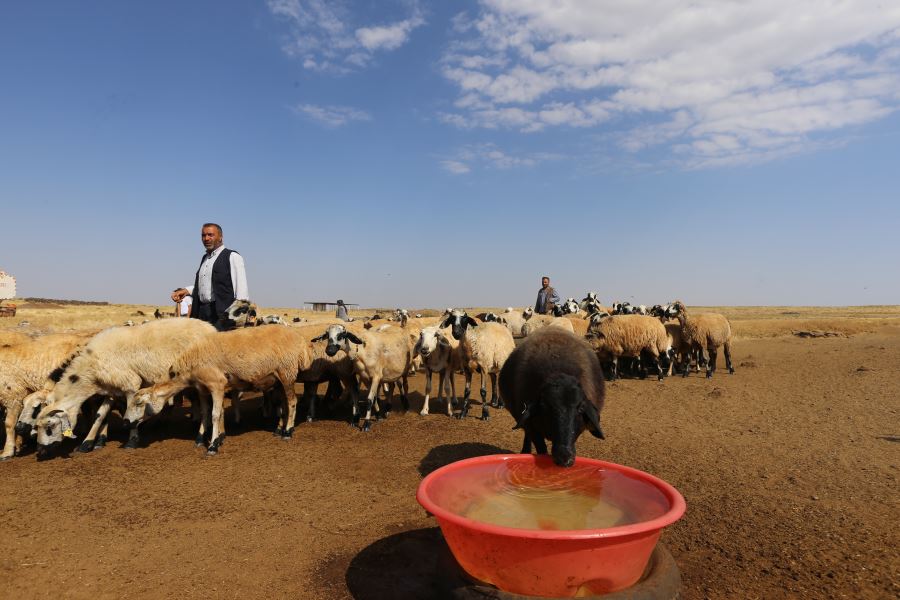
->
(0, 270, 15, 300)
(304, 301, 359, 312)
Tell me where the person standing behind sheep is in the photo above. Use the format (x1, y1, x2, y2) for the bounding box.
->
(534, 276, 560, 315)
(335, 299, 350, 322)
(170, 223, 248, 331)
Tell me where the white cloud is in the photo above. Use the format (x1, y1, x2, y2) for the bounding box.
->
(440, 160, 471, 175)
(440, 1, 900, 166)
(440, 143, 564, 173)
(357, 16, 425, 51)
(268, 0, 425, 72)
(292, 103, 371, 127)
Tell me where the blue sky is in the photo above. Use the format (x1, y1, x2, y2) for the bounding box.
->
(2, 1, 899, 308)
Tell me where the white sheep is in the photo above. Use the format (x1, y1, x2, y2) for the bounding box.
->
(413, 325, 460, 416)
(439, 310, 515, 420)
(34, 318, 216, 457)
(586, 314, 672, 380)
(1, 332, 95, 460)
(522, 311, 575, 337)
(670, 300, 735, 378)
(127, 324, 313, 454)
(312, 323, 412, 432)
(495, 307, 527, 337)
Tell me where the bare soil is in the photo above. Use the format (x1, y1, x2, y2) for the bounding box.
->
(1, 323, 898, 599)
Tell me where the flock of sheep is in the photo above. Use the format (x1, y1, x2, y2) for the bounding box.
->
(0, 295, 735, 461)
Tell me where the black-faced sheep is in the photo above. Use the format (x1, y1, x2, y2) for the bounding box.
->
(499, 328, 606, 467)
(439, 309, 515, 420)
(670, 300, 735, 378)
(311, 323, 412, 432)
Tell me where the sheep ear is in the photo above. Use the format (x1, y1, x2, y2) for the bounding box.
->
(466, 316, 479, 327)
(310, 332, 328, 342)
(582, 402, 605, 439)
(512, 402, 533, 430)
(344, 332, 365, 346)
(437, 335, 451, 349)
(439, 316, 452, 329)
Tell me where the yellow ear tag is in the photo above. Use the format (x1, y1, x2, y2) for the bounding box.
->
(62, 429, 75, 439)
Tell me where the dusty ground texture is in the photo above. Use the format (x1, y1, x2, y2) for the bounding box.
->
(1, 307, 898, 599)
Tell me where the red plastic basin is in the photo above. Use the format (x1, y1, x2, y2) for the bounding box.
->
(416, 454, 686, 597)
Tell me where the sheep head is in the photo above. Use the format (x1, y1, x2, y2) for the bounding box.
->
(218, 299, 256, 331)
(515, 373, 604, 468)
(415, 326, 450, 359)
(439, 309, 478, 341)
(35, 408, 77, 456)
(312, 325, 365, 357)
(124, 381, 184, 426)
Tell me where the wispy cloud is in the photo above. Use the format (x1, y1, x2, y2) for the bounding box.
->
(268, 0, 425, 72)
(440, 1, 900, 167)
(440, 143, 564, 174)
(292, 103, 371, 127)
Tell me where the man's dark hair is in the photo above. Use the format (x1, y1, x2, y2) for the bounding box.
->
(202, 223, 223, 235)
(542, 276, 550, 281)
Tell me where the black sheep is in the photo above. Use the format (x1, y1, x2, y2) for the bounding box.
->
(499, 327, 606, 467)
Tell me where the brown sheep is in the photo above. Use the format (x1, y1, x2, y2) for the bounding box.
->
(499, 328, 605, 467)
(670, 300, 734, 378)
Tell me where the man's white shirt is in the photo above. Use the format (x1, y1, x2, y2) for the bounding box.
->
(196, 246, 248, 303)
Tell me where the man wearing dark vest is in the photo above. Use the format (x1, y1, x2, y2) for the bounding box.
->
(535, 275, 560, 315)
(171, 223, 248, 330)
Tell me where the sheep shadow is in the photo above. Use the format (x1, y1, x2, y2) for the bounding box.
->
(418, 442, 514, 478)
(344, 526, 469, 600)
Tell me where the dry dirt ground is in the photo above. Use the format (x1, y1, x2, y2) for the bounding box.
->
(1, 308, 898, 599)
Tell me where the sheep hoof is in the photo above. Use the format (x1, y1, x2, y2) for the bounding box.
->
(76, 441, 94, 453)
(206, 448, 218, 457)
(273, 427, 284, 437)
(306, 416, 314, 423)
(123, 438, 139, 450)
(419, 410, 428, 417)
(729, 367, 735, 374)
(361, 420, 372, 433)
(0, 455, 11, 462)
(95, 435, 107, 449)
(706, 371, 713, 379)
(281, 428, 293, 440)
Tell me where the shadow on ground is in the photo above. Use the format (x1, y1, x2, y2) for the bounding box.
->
(418, 442, 513, 478)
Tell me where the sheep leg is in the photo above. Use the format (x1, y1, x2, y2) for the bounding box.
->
(420, 368, 432, 416)
(479, 371, 490, 421)
(457, 370, 473, 420)
(490, 372, 503, 409)
(609, 358, 619, 381)
(302, 382, 318, 423)
(361, 376, 381, 432)
(532, 431, 548, 455)
(379, 382, 394, 419)
(706, 345, 718, 379)
(399, 375, 409, 412)
(207, 385, 227, 455)
(196, 391, 211, 447)
(228, 390, 241, 426)
(79, 398, 112, 453)
(445, 370, 457, 416)
(96, 416, 109, 449)
(520, 432, 533, 455)
(1, 403, 20, 460)
(724, 341, 735, 374)
(278, 371, 298, 440)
